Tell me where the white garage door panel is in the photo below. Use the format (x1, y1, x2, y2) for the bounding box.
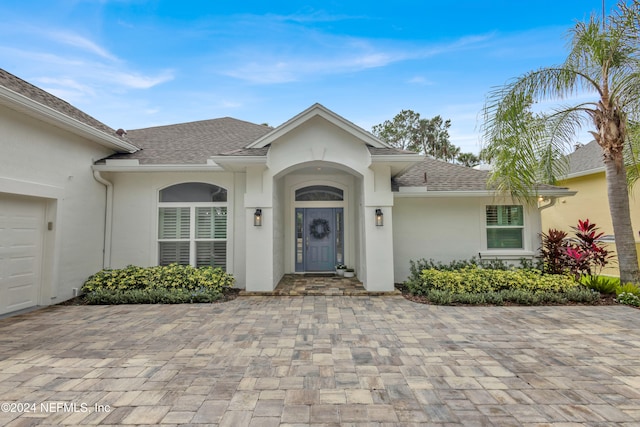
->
(0, 194, 44, 315)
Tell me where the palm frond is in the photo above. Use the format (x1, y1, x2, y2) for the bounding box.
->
(482, 68, 598, 202)
(537, 106, 592, 181)
(625, 120, 640, 189)
(482, 2, 640, 203)
(611, 69, 640, 111)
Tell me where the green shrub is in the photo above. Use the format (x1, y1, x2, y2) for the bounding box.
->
(518, 257, 544, 270)
(581, 275, 619, 294)
(416, 287, 599, 306)
(404, 264, 600, 305)
(616, 292, 640, 307)
(409, 266, 579, 295)
(82, 264, 234, 304)
(407, 257, 519, 291)
(615, 282, 640, 297)
(83, 287, 224, 304)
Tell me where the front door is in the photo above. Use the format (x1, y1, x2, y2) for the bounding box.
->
(295, 208, 343, 272)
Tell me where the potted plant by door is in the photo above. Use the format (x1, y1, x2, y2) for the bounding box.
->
(335, 264, 347, 276)
(344, 268, 355, 278)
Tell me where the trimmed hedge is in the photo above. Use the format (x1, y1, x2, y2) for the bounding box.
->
(415, 287, 599, 305)
(82, 264, 234, 304)
(405, 265, 600, 305)
(409, 266, 580, 294)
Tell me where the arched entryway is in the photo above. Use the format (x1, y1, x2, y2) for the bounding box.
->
(293, 185, 345, 272)
(279, 165, 358, 277)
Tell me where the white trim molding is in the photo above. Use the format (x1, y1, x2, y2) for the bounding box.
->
(0, 176, 64, 199)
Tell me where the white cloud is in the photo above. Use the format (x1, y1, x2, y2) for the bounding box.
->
(407, 76, 433, 85)
(47, 31, 119, 61)
(273, 9, 362, 24)
(35, 77, 95, 95)
(103, 70, 175, 89)
(220, 29, 494, 84)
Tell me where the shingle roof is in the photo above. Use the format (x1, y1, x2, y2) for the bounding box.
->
(217, 147, 270, 156)
(103, 118, 273, 164)
(567, 140, 603, 175)
(367, 147, 416, 155)
(392, 157, 490, 191)
(392, 157, 564, 192)
(0, 68, 121, 138)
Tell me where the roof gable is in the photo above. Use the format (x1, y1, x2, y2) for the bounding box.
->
(248, 103, 391, 149)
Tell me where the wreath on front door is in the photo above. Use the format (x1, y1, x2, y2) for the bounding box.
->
(309, 218, 331, 239)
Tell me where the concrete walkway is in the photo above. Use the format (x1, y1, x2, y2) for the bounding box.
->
(240, 274, 400, 296)
(1, 296, 640, 426)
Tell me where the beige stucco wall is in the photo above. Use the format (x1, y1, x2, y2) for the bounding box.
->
(541, 172, 640, 276)
(392, 196, 542, 283)
(105, 171, 242, 278)
(0, 104, 114, 305)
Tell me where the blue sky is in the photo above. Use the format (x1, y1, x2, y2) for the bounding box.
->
(0, 1, 616, 154)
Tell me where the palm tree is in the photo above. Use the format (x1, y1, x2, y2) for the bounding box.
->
(456, 152, 481, 168)
(482, 1, 640, 284)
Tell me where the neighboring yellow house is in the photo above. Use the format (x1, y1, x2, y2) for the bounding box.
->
(541, 141, 640, 277)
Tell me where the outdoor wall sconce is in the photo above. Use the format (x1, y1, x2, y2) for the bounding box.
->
(254, 208, 262, 227)
(375, 209, 384, 226)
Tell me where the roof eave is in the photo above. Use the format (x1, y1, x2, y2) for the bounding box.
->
(371, 153, 425, 176)
(537, 189, 578, 197)
(394, 190, 495, 198)
(208, 155, 268, 171)
(92, 164, 227, 172)
(562, 167, 605, 180)
(0, 86, 138, 153)
(371, 154, 425, 162)
(393, 189, 577, 198)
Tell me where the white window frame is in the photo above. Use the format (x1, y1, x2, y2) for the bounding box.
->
(485, 205, 525, 250)
(158, 187, 229, 269)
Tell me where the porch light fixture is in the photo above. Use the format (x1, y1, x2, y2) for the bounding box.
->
(254, 208, 262, 227)
(375, 209, 384, 226)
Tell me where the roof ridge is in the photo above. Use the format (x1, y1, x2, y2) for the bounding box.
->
(128, 117, 272, 133)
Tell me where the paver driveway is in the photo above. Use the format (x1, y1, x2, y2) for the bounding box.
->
(1, 295, 640, 426)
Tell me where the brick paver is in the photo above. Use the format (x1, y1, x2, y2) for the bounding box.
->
(1, 296, 640, 425)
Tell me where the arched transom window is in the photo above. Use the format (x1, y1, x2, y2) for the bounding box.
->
(295, 185, 344, 201)
(158, 183, 228, 269)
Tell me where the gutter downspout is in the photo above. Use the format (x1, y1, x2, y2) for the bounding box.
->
(93, 170, 113, 268)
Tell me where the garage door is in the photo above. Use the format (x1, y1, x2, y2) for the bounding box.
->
(0, 193, 44, 315)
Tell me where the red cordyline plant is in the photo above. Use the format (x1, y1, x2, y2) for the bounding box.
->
(540, 219, 612, 280)
(540, 228, 569, 274)
(566, 219, 612, 279)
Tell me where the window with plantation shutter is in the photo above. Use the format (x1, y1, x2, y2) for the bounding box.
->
(159, 242, 190, 266)
(158, 183, 228, 269)
(486, 205, 524, 249)
(159, 207, 190, 239)
(195, 207, 227, 239)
